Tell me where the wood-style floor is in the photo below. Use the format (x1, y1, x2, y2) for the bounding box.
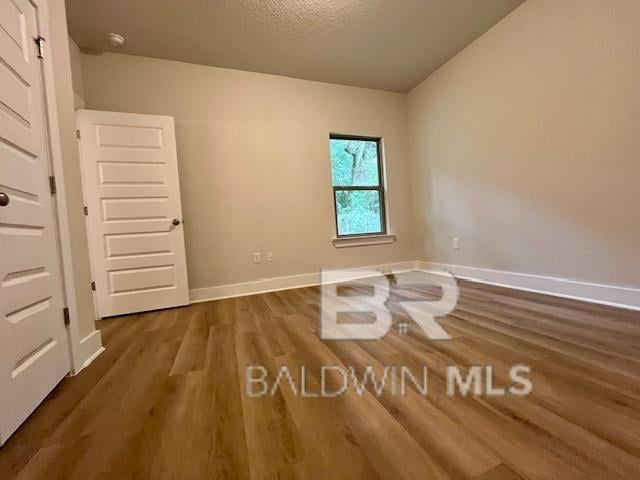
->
(1, 277, 640, 479)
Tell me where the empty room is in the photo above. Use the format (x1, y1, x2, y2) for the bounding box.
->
(1, 0, 639, 478)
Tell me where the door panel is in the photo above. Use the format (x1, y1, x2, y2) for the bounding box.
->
(102, 197, 169, 221)
(95, 124, 163, 148)
(105, 232, 172, 257)
(0, 0, 71, 445)
(99, 162, 166, 184)
(0, 144, 40, 194)
(77, 110, 189, 317)
(109, 265, 176, 294)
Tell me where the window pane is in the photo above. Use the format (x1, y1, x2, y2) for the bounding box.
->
(330, 139, 380, 186)
(335, 190, 383, 236)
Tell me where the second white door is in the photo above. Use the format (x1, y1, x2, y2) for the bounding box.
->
(77, 110, 189, 318)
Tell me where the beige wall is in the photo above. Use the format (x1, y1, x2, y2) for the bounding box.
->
(68, 36, 85, 109)
(408, 0, 640, 289)
(81, 53, 415, 290)
(49, 0, 97, 338)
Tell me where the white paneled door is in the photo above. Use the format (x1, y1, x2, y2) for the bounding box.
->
(0, 0, 71, 444)
(76, 110, 189, 318)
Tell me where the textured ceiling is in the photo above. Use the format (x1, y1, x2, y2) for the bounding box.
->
(66, 0, 524, 92)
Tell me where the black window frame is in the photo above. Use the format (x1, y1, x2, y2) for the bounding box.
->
(330, 133, 387, 238)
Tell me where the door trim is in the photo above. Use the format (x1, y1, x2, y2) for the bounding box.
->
(36, 0, 103, 374)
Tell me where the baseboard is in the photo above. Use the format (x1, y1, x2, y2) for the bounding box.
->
(189, 259, 640, 312)
(189, 260, 416, 304)
(417, 261, 640, 312)
(70, 330, 104, 376)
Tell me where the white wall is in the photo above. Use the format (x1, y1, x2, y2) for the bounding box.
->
(80, 53, 415, 291)
(68, 36, 85, 109)
(408, 0, 640, 290)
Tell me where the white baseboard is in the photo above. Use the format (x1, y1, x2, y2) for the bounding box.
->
(417, 261, 640, 312)
(189, 261, 416, 304)
(189, 259, 640, 312)
(70, 330, 104, 376)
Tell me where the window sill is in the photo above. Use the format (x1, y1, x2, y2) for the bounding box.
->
(332, 234, 396, 248)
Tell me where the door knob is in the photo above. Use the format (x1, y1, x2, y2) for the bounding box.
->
(172, 218, 181, 226)
(0, 192, 9, 207)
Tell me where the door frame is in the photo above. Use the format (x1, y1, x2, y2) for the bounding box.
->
(35, 0, 103, 374)
(75, 125, 101, 320)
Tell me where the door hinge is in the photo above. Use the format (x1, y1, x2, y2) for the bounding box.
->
(76, 130, 81, 139)
(49, 175, 57, 195)
(34, 36, 45, 59)
(63, 307, 70, 326)
(84, 206, 88, 216)
(91, 281, 96, 291)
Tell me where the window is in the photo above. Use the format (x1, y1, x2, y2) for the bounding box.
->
(330, 134, 387, 237)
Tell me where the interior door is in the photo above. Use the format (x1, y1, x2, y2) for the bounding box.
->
(76, 110, 189, 317)
(0, 0, 71, 444)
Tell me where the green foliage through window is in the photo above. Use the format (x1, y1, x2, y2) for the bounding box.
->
(330, 135, 386, 237)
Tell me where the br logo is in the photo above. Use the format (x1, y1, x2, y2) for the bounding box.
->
(320, 269, 459, 340)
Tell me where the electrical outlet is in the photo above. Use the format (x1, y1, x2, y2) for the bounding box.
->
(267, 251, 274, 262)
(253, 252, 262, 264)
(452, 238, 461, 250)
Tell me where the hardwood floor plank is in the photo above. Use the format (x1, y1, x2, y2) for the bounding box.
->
(235, 315, 302, 479)
(204, 322, 251, 480)
(278, 313, 454, 480)
(274, 352, 383, 480)
(325, 339, 502, 478)
(169, 307, 209, 376)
